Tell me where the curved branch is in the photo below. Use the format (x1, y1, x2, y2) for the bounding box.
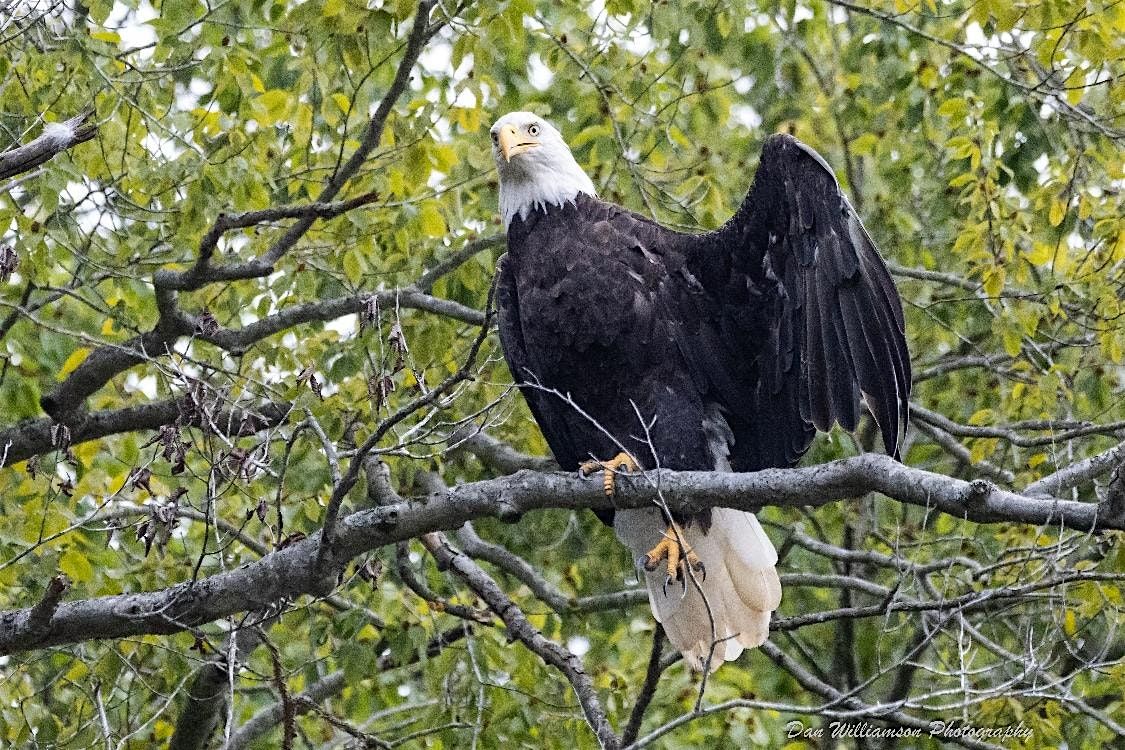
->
(420, 530, 619, 750)
(38, 286, 480, 422)
(0, 398, 291, 468)
(168, 627, 264, 750)
(152, 0, 440, 292)
(0, 453, 1119, 655)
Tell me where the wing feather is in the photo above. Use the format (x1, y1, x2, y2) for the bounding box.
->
(496, 254, 582, 471)
(685, 133, 910, 465)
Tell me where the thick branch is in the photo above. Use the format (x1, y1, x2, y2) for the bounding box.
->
(168, 627, 264, 750)
(40, 320, 191, 422)
(1025, 437, 1125, 497)
(1, 454, 1119, 654)
(0, 111, 96, 181)
(9, 575, 71, 653)
(191, 192, 381, 273)
(0, 399, 290, 467)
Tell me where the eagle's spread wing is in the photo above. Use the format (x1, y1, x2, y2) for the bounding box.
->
(679, 133, 910, 470)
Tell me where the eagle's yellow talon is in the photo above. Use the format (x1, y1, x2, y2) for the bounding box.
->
(643, 524, 704, 594)
(578, 452, 639, 496)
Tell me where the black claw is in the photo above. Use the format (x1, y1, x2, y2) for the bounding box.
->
(680, 574, 688, 595)
(698, 561, 707, 582)
(662, 576, 673, 597)
(642, 554, 658, 573)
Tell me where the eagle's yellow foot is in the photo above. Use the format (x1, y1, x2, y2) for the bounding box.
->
(578, 452, 640, 496)
(642, 524, 706, 596)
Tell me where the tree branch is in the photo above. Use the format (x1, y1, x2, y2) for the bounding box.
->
(449, 427, 558, 473)
(420, 530, 620, 750)
(416, 233, 505, 292)
(0, 454, 1117, 655)
(168, 626, 264, 750)
(621, 626, 664, 746)
(1025, 437, 1125, 497)
(0, 398, 291, 468)
(151, 0, 440, 292)
(225, 624, 468, 750)
(824, 0, 1123, 142)
(0, 110, 96, 181)
(38, 286, 479, 422)
(759, 641, 1003, 750)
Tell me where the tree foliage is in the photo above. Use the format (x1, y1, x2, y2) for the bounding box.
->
(0, 0, 1122, 748)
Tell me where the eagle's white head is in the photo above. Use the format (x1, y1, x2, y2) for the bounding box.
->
(490, 112, 596, 230)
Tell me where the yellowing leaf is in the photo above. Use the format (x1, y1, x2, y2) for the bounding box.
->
(418, 202, 446, 237)
(983, 266, 1005, 297)
(59, 347, 91, 380)
(1026, 242, 1053, 265)
(937, 98, 968, 119)
(453, 106, 480, 132)
(255, 90, 291, 126)
(968, 409, 993, 426)
(387, 168, 405, 197)
(948, 172, 975, 188)
(1113, 229, 1125, 262)
(75, 440, 99, 468)
(1078, 195, 1093, 220)
(969, 438, 996, 464)
(331, 93, 350, 114)
(430, 144, 458, 173)
(342, 249, 363, 284)
(851, 132, 878, 156)
(90, 30, 120, 44)
(1064, 610, 1077, 636)
(1049, 197, 1067, 227)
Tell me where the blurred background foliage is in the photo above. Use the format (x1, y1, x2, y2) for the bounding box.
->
(1, 0, 1122, 747)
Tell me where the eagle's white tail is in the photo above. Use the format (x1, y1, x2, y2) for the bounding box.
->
(615, 506, 782, 672)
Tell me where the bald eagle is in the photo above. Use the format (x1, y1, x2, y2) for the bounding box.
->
(490, 111, 910, 671)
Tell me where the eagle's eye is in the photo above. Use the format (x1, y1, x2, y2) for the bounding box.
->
(491, 132, 499, 145)
(527, 123, 540, 137)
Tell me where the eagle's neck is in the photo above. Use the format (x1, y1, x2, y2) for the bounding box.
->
(499, 153, 596, 231)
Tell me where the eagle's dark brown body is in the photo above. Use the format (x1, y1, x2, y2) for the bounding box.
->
(498, 134, 910, 531)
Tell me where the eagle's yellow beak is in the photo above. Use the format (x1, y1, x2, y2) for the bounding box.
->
(498, 124, 538, 162)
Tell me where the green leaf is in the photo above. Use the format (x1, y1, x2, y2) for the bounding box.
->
(342, 249, 363, 284)
(59, 550, 94, 583)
